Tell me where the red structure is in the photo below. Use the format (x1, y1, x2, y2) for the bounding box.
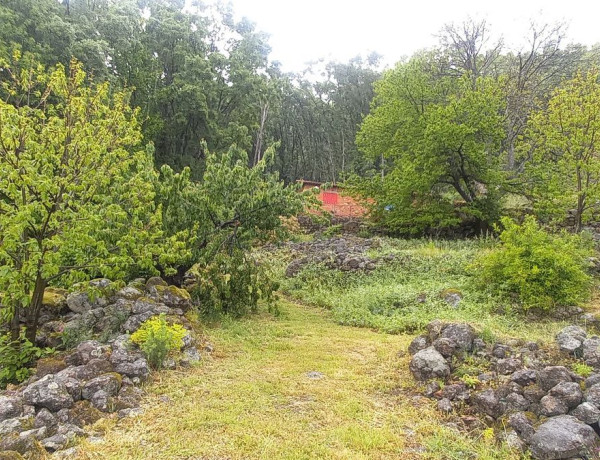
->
(298, 180, 367, 218)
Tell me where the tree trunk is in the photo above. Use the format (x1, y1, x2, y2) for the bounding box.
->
(9, 304, 21, 342)
(25, 276, 46, 343)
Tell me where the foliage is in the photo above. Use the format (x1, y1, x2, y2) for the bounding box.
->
(572, 361, 594, 378)
(354, 55, 506, 234)
(189, 250, 279, 318)
(130, 314, 187, 369)
(0, 331, 53, 387)
(473, 217, 593, 311)
(459, 374, 481, 389)
(520, 69, 600, 230)
(322, 224, 343, 238)
(0, 56, 175, 342)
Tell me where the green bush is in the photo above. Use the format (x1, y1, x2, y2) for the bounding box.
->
(0, 332, 54, 388)
(130, 314, 187, 369)
(473, 216, 593, 311)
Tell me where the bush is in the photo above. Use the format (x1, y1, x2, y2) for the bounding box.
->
(130, 314, 187, 369)
(473, 216, 593, 311)
(0, 332, 54, 388)
(189, 249, 278, 318)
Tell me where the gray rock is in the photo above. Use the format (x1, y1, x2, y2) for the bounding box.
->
(88, 390, 114, 412)
(432, 337, 457, 357)
(524, 385, 547, 403)
(66, 288, 109, 314)
(540, 395, 569, 417)
(34, 408, 57, 431)
(537, 366, 573, 392)
(53, 375, 82, 401)
(41, 433, 69, 452)
(426, 320, 444, 342)
(19, 426, 47, 440)
(82, 373, 122, 401)
(437, 398, 453, 413)
(441, 383, 469, 401)
(548, 381, 583, 409)
(122, 311, 155, 333)
(586, 373, 600, 389)
(22, 375, 74, 412)
(116, 286, 143, 300)
(511, 369, 537, 386)
(408, 335, 429, 355)
(472, 389, 505, 419)
(117, 407, 144, 418)
(409, 347, 451, 381)
(0, 396, 23, 421)
(0, 416, 33, 436)
(496, 358, 522, 375)
(583, 336, 600, 367)
(556, 325, 587, 355)
(508, 412, 535, 443)
(492, 343, 512, 359)
(585, 383, 600, 408)
(529, 415, 598, 460)
(505, 392, 530, 412)
(440, 323, 476, 352)
(116, 386, 144, 409)
(65, 340, 111, 366)
(146, 276, 167, 287)
(570, 402, 600, 424)
(424, 381, 441, 397)
(183, 347, 201, 363)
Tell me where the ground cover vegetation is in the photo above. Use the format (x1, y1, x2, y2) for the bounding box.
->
(1, 0, 600, 458)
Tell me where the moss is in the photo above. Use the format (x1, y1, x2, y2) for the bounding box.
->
(107, 372, 123, 385)
(42, 287, 68, 308)
(439, 288, 463, 297)
(155, 284, 191, 300)
(35, 357, 68, 377)
(68, 401, 104, 427)
(0, 452, 25, 460)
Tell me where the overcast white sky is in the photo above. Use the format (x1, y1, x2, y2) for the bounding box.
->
(227, 0, 600, 72)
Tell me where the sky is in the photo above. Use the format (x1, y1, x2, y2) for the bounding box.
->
(227, 0, 600, 72)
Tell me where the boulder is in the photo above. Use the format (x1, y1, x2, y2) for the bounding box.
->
(492, 343, 512, 358)
(82, 373, 122, 401)
(472, 389, 505, 419)
(437, 398, 453, 413)
(34, 408, 57, 431)
(528, 415, 598, 460)
(584, 383, 600, 408)
(511, 369, 537, 386)
(537, 366, 573, 392)
(570, 402, 600, 424)
(0, 417, 33, 437)
(440, 323, 476, 352)
(583, 337, 600, 367)
(548, 381, 582, 409)
(508, 412, 535, 443)
(65, 340, 111, 366)
(540, 395, 569, 417)
(409, 347, 451, 381)
(0, 396, 23, 421)
(496, 358, 522, 375)
(408, 336, 429, 355)
(22, 375, 74, 412)
(556, 326, 587, 355)
(505, 392, 530, 412)
(432, 338, 457, 358)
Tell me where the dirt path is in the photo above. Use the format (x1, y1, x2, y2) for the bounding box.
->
(74, 301, 512, 460)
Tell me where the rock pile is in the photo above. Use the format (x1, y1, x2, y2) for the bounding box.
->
(281, 237, 387, 277)
(0, 277, 209, 457)
(409, 321, 600, 459)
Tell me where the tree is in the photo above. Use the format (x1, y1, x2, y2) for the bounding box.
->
(355, 55, 506, 234)
(521, 69, 600, 231)
(0, 57, 168, 342)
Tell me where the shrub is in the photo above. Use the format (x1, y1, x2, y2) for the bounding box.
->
(130, 314, 187, 369)
(473, 216, 593, 311)
(0, 332, 54, 388)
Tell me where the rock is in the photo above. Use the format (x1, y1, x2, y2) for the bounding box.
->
(583, 337, 600, 367)
(409, 347, 451, 381)
(0, 417, 33, 437)
(505, 430, 527, 452)
(22, 375, 74, 412)
(548, 381, 583, 409)
(426, 319, 445, 342)
(540, 395, 569, 417)
(523, 385, 547, 403)
(556, 325, 587, 356)
(496, 358, 522, 375)
(63, 401, 105, 426)
(472, 389, 505, 419)
(116, 286, 143, 300)
(122, 311, 155, 333)
(115, 386, 144, 410)
(52, 447, 80, 459)
(40, 434, 69, 452)
(88, 390, 115, 412)
(152, 285, 192, 311)
(424, 381, 441, 397)
(0, 433, 36, 455)
(65, 340, 111, 366)
(440, 289, 462, 307)
(529, 415, 598, 460)
(472, 338, 486, 351)
(0, 397, 23, 421)
(408, 336, 429, 355)
(505, 392, 530, 412)
(537, 366, 573, 392)
(146, 276, 167, 288)
(511, 369, 537, 386)
(508, 412, 535, 443)
(35, 357, 68, 377)
(586, 373, 600, 389)
(437, 398, 453, 413)
(585, 383, 600, 408)
(441, 383, 469, 402)
(492, 343, 512, 358)
(432, 337, 457, 358)
(570, 402, 600, 424)
(0, 451, 25, 460)
(82, 373, 122, 401)
(66, 290, 108, 314)
(34, 408, 57, 431)
(440, 323, 476, 352)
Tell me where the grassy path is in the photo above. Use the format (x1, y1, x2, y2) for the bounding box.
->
(76, 300, 515, 460)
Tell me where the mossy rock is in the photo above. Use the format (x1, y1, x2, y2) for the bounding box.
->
(146, 276, 167, 288)
(155, 284, 191, 300)
(42, 287, 68, 309)
(67, 401, 105, 427)
(36, 357, 68, 377)
(0, 434, 34, 456)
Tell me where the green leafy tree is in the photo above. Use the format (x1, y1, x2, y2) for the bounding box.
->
(0, 57, 169, 342)
(521, 69, 600, 230)
(355, 55, 506, 234)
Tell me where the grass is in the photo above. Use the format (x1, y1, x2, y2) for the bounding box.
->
(277, 237, 576, 342)
(73, 300, 519, 460)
